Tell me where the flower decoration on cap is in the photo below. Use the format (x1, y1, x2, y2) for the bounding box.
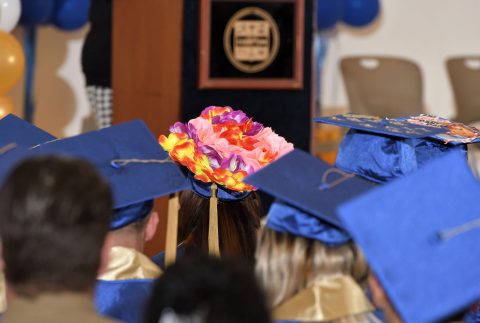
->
(159, 106, 293, 192)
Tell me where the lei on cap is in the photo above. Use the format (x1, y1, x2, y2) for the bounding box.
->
(159, 106, 294, 192)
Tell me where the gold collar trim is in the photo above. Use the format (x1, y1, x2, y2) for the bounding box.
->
(0, 272, 6, 312)
(273, 275, 373, 322)
(99, 246, 161, 281)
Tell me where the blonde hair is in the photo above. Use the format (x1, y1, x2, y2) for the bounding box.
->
(255, 226, 377, 323)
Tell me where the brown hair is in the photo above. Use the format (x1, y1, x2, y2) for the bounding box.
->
(0, 156, 112, 296)
(255, 227, 374, 323)
(178, 190, 262, 264)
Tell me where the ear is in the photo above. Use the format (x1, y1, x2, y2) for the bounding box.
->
(368, 273, 402, 323)
(97, 233, 114, 276)
(0, 242, 4, 272)
(368, 273, 385, 309)
(145, 211, 159, 242)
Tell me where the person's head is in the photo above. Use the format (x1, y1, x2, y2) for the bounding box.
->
(144, 254, 271, 323)
(0, 156, 113, 297)
(110, 200, 159, 252)
(178, 190, 261, 263)
(159, 106, 293, 263)
(255, 226, 368, 308)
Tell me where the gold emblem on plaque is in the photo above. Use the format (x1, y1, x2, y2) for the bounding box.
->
(223, 7, 280, 73)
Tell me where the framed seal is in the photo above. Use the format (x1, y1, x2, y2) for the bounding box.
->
(199, 0, 305, 89)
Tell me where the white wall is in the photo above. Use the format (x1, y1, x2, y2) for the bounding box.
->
(321, 0, 480, 118)
(9, 25, 93, 138)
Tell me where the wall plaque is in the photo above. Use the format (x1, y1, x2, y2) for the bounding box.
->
(199, 0, 305, 89)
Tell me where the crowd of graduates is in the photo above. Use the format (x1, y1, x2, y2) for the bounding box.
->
(0, 107, 479, 323)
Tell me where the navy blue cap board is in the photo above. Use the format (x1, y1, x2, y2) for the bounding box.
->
(0, 113, 55, 148)
(244, 149, 376, 234)
(315, 113, 468, 183)
(36, 120, 190, 229)
(338, 150, 480, 323)
(0, 114, 56, 184)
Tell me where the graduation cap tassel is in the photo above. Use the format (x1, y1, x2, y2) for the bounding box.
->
(165, 193, 180, 267)
(208, 183, 220, 256)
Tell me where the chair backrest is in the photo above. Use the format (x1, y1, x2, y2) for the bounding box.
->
(340, 56, 423, 118)
(446, 57, 480, 124)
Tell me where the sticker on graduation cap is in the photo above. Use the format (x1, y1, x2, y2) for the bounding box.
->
(338, 150, 480, 323)
(315, 113, 445, 139)
(0, 114, 55, 147)
(38, 120, 190, 209)
(244, 149, 376, 229)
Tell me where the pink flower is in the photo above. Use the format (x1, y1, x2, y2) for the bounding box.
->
(188, 117, 219, 147)
(252, 127, 294, 157)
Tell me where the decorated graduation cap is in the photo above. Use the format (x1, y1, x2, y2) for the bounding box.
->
(315, 113, 474, 183)
(37, 120, 189, 239)
(245, 149, 376, 321)
(159, 106, 293, 257)
(338, 150, 480, 323)
(0, 113, 55, 148)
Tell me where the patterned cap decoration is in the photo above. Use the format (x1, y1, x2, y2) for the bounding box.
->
(159, 106, 293, 192)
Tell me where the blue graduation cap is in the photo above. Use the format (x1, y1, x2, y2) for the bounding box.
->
(0, 114, 55, 148)
(38, 120, 190, 229)
(315, 113, 466, 183)
(338, 150, 480, 323)
(245, 149, 376, 245)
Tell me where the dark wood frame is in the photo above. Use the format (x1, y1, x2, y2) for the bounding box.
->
(199, 0, 305, 89)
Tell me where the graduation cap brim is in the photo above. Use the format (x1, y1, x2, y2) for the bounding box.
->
(245, 149, 376, 229)
(315, 114, 445, 139)
(338, 151, 480, 323)
(0, 114, 55, 147)
(38, 120, 190, 208)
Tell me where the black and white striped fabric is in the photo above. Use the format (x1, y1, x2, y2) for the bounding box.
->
(86, 86, 113, 129)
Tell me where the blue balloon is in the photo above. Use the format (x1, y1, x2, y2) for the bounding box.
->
(316, 0, 344, 31)
(51, 0, 91, 31)
(343, 0, 380, 27)
(20, 0, 55, 26)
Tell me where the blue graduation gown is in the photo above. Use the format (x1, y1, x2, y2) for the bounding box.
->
(95, 246, 162, 323)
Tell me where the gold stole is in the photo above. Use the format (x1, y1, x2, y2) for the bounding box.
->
(99, 246, 161, 281)
(273, 275, 373, 322)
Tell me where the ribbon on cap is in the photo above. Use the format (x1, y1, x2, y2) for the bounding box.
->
(273, 275, 374, 322)
(437, 218, 480, 241)
(208, 183, 220, 256)
(318, 168, 355, 191)
(165, 193, 180, 267)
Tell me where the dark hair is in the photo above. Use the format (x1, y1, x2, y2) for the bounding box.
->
(0, 156, 113, 296)
(178, 190, 261, 264)
(144, 254, 271, 323)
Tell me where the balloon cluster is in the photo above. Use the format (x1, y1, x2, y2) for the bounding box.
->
(317, 0, 380, 31)
(19, 0, 90, 31)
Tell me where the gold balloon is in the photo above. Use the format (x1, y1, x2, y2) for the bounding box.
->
(0, 96, 15, 118)
(0, 31, 25, 95)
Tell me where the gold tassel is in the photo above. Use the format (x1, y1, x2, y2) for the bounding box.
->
(208, 183, 220, 256)
(165, 193, 180, 267)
